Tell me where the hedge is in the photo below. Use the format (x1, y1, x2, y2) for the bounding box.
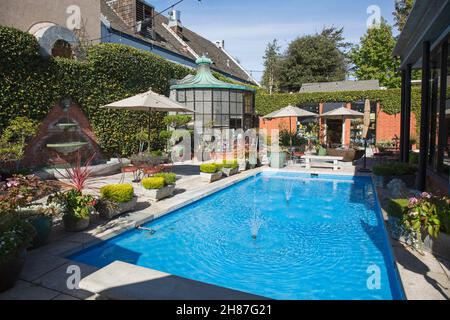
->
(142, 177, 165, 189)
(100, 184, 134, 203)
(0, 26, 193, 157)
(200, 163, 219, 173)
(153, 172, 177, 185)
(255, 88, 422, 117)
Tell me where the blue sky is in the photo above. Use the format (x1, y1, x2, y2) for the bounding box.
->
(148, 0, 397, 81)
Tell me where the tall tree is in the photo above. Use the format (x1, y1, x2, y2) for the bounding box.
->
(349, 19, 401, 88)
(278, 27, 348, 92)
(262, 39, 281, 94)
(393, 0, 415, 32)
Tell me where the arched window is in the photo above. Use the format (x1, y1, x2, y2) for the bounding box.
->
(51, 39, 73, 59)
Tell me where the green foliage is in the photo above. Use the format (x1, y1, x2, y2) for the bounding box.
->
(409, 151, 419, 165)
(0, 116, 39, 162)
(279, 130, 308, 148)
(373, 162, 417, 176)
(163, 115, 192, 128)
(393, 0, 415, 32)
(402, 193, 447, 239)
(222, 159, 238, 169)
(100, 184, 134, 203)
(0, 26, 193, 157)
(255, 87, 422, 117)
(153, 172, 177, 185)
(200, 163, 219, 173)
(385, 198, 409, 218)
(142, 177, 165, 190)
(49, 189, 95, 222)
(350, 20, 401, 88)
(262, 39, 282, 94)
(278, 27, 348, 92)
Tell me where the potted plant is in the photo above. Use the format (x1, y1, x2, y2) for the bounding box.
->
(221, 160, 239, 177)
(97, 184, 137, 219)
(49, 190, 96, 232)
(373, 162, 417, 188)
(142, 174, 175, 201)
(200, 163, 222, 183)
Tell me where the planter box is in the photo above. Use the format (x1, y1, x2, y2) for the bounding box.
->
(238, 161, 248, 172)
(269, 152, 287, 169)
(0, 249, 26, 292)
(221, 167, 239, 177)
(374, 174, 416, 188)
(200, 171, 222, 183)
(99, 196, 138, 220)
(144, 185, 175, 201)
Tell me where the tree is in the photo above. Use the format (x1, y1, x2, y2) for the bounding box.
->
(278, 27, 348, 92)
(261, 39, 281, 94)
(393, 0, 415, 33)
(349, 19, 401, 88)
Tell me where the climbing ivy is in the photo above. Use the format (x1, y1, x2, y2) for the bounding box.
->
(0, 26, 193, 157)
(255, 88, 422, 116)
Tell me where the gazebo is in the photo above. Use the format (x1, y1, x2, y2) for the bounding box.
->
(170, 56, 257, 133)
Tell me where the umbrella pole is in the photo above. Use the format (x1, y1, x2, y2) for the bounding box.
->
(290, 116, 293, 147)
(148, 110, 152, 153)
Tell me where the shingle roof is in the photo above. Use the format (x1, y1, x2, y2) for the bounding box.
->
(299, 80, 380, 93)
(100, 0, 258, 85)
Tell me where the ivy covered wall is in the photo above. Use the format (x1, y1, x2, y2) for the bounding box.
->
(0, 26, 192, 157)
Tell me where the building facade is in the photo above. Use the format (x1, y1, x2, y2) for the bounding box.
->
(0, 0, 259, 85)
(394, 0, 449, 194)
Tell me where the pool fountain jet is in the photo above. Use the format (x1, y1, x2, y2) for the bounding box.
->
(250, 211, 263, 240)
(284, 180, 295, 205)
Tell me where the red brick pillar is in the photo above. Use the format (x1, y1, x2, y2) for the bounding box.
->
(319, 102, 325, 144)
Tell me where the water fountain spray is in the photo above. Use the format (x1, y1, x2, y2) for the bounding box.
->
(284, 180, 295, 205)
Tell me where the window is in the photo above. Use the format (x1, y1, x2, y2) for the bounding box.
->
(51, 40, 73, 59)
(136, 0, 154, 28)
(244, 92, 253, 114)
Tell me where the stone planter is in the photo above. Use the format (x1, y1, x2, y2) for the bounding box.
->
(238, 161, 248, 172)
(30, 215, 52, 248)
(269, 152, 287, 169)
(374, 174, 416, 188)
(0, 248, 26, 292)
(98, 196, 138, 220)
(200, 171, 223, 183)
(221, 167, 239, 177)
(144, 185, 175, 201)
(63, 216, 90, 232)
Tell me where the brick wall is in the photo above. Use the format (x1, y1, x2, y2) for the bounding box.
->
(21, 100, 102, 168)
(108, 0, 136, 26)
(259, 117, 297, 134)
(375, 102, 417, 143)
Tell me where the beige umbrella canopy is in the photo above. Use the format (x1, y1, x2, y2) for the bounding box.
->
(362, 99, 371, 138)
(103, 89, 195, 145)
(321, 106, 364, 146)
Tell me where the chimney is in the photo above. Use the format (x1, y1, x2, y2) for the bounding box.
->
(168, 9, 183, 34)
(215, 40, 225, 49)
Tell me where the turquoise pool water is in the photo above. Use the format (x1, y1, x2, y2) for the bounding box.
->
(69, 172, 404, 300)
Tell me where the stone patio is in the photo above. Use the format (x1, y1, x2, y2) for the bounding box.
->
(0, 162, 448, 300)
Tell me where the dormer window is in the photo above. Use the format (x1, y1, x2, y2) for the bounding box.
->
(136, 0, 154, 29)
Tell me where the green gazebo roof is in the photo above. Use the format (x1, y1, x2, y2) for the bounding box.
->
(170, 56, 255, 92)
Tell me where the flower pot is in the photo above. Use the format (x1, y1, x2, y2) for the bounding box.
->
(269, 152, 287, 169)
(30, 215, 52, 248)
(63, 216, 90, 232)
(221, 167, 238, 177)
(0, 248, 26, 292)
(99, 196, 138, 219)
(200, 171, 223, 183)
(144, 185, 175, 201)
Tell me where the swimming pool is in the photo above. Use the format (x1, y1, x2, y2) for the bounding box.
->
(69, 172, 404, 300)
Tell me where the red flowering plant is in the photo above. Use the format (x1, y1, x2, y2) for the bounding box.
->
(49, 151, 98, 226)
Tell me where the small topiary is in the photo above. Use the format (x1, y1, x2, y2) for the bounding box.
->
(153, 172, 176, 185)
(100, 184, 134, 203)
(142, 177, 165, 189)
(200, 163, 218, 173)
(222, 159, 238, 169)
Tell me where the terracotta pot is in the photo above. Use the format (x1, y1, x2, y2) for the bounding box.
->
(0, 248, 26, 292)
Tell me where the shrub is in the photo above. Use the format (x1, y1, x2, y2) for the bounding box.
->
(409, 152, 419, 165)
(153, 172, 176, 185)
(385, 198, 409, 218)
(373, 162, 417, 176)
(142, 177, 165, 190)
(100, 184, 134, 203)
(200, 163, 218, 173)
(222, 159, 238, 169)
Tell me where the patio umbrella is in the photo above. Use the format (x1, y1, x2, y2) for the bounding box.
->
(103, 89, 195, 145)
(362, 99, 371, 138)
(321, 106, 364, 146)
(263, 105, 317, 146)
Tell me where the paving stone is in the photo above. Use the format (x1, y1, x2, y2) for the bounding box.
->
(20, 252, 69, 282)
(32, 261, 99, 299)
(0, 280, 60, 300)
